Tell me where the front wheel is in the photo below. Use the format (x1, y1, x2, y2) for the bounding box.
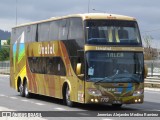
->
(112, 104, 122, 108)
(65, 85, 74, 107)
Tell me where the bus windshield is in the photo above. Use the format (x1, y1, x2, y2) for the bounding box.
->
(86, 51, 144, 83)
(86, 20, 141, 46)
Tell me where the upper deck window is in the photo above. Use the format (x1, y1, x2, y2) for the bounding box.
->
(86, 20, 142, 46)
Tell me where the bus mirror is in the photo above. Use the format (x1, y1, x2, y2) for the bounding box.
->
(76, 63, 82, 75)
(76, 63, 84, 78)
(144, 64, 148, 78)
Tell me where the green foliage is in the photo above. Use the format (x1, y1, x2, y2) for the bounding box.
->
(0, 38, 10, 61)
(0, 47, 10, 61)
(7, 37, 10, 45)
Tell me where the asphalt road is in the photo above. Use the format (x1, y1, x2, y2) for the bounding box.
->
(0, 74, 160, 120)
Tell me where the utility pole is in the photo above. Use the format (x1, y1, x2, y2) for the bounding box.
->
(88, 0, 91, 13)
(16, 0, 18, 26)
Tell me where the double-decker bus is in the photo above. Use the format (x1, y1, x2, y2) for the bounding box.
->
(10, 13, 147, 107)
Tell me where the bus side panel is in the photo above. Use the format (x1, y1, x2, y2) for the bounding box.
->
(25, 40, 85, 103)
(10, 44, 15, 89)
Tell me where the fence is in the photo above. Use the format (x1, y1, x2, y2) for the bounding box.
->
(145, 60, 160, 77)
(0, 61, 10, 74)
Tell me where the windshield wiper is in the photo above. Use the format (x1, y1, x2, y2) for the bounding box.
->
(111, 74, 141, 84)
(94, 77, 112, 84)
(94, 74, 141, 84)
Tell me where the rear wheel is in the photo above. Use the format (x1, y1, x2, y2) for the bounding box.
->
(24, 82, 30, 98)
(19, 82, 25, 97)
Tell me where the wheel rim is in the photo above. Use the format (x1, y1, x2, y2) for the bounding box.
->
(19, 84, 23, 95)
(66, 86, 70, 103)
(25, 86, 28, 96)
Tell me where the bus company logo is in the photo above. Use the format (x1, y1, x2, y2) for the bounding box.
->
(38, 44, 55, 55)
(2, 112, 11, 117)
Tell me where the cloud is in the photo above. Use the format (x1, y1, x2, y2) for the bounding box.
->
(0, 0, 160, 45)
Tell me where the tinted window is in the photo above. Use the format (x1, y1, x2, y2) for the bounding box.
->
(11, 24, 38, 43)
(11, 27, 26, 44)
(38, 22, 50, 41)
(28, 57, 66, 76)
(68, 18, 83, 40)
(31, 24, 38, 42)
(86, 52, 144, 83)
(59, 19, 69, 40)
(11, 28, 17, 44)
(49, 20, 60, 40)
(86, 20, 142, 46)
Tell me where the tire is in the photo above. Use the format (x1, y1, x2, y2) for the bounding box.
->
(112, 104, 122, 108)
(19, 82, 25, 97)
(64, 85, 74, 107)
(24, 82, 30, 98)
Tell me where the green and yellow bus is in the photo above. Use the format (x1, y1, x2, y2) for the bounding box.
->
(10, 13, 147, 107)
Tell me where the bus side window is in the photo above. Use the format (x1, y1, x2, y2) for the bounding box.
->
(59, 19, 69, 40)
(38, 22, 50, 42)
(46, 57, 66, 76)
(49, 20, 59, 41)
(68, 17, 83, 41)
(54, 57, 66, 76)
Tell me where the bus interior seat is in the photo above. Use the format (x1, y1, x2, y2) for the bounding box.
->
(118, 29, 129, 40)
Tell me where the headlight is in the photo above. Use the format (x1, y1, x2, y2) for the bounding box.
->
(133, 89, 144, 96)
(88, 88, 102, 96)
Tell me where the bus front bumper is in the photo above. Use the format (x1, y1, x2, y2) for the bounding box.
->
(85, 95, 144, 104)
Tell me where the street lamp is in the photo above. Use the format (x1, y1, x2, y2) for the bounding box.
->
(88, 0, 91, 13)
(16, 0, 18, 26)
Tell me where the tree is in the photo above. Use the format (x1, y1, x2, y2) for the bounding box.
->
(143, 35, 156, 60)
(0, 47, 10, 61)
(7, 37, 10, 45)
(0, 38, 10, 61)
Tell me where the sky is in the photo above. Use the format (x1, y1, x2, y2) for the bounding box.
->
(0, 0, 160, 48)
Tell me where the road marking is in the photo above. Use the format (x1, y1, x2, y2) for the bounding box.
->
(35, 103, 45, 106)
(54, 108, 66, 111)
(10, 97, 18, 99)
(101, 119, 113, 120)
(145, 91, 160, 94)
(21, 99, 29, 102)
(151, 109, 160, 111)
(0, 74, 9, 77)
(0, 94, 5, 97)
(145, 88, 160, 91)
(0, 106, 15, 111)
(77, 112, 90, 116)
(0, 94, 8, 97)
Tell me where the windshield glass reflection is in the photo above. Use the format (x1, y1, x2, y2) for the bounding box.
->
(86, 20, 141, 46)
(86, 52, 144, 83)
